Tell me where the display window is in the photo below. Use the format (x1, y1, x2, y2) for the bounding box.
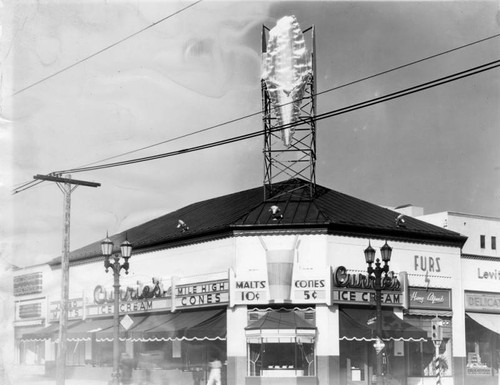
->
(248, 341, 315, 377)
(19, 340, 45, 365)
(465, 315, 500, 383)
(406, 339, 452, 377)
(245, 308, 316, 377)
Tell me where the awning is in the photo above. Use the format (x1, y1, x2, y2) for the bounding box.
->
(340, 308, 427, 342)
(97, 309, 226, 342)
(467, 312, 500, 334)
(245, 310, 316, 343)
(21, 320, 82, 342)
(65, 317, 119, 341)
(141, 309, 226, 342)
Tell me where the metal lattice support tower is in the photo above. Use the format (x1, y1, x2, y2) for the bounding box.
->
(262, 24, 317, 200)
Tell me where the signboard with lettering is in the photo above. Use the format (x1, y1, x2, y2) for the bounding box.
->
(331, 266, 404, 307)
(174, 279, 229, 309)
(15, 299, 45, 322)
(50, 298, 85, 321)
(19, 303, 42, 318)
(234, 280, 268, 305)
(408, 288, 451, 310)
(465, 292, 500, 313)
(332, 289, 403, 306)
(14, 272, 43, 296)
(293, 278, 328, 303)
(86, 297, 171, 317)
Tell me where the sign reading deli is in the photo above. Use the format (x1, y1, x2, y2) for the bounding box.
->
(465, 291, 500, 313)
(331, 266, 405, 307)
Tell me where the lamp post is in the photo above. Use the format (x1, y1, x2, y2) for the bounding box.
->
(364, 241, 392, 385)
(101, 234, 132, 385)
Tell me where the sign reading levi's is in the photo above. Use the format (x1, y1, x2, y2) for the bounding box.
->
(332, 266, 404, 306)
(174, 280, 229, 309)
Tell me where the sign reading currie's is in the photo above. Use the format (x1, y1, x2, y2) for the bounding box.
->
(332, 266, 404, 306)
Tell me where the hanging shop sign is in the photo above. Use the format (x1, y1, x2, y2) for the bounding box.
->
(174, 279, 229, 310)
(331, 266, 405, 307)
(465, 292, 500, 313)
(14, 272, 43, 296)
(408, 288, 452, 310)
(49, 298, 85, 321)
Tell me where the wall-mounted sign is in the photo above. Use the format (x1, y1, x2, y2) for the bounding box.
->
(332, 289, 403, 306)
(86, 297, 171, 318)
(174, 279, 229, 310)
(233, 280, 268, 304)
(408, 288, 452, 310)
(19, 303, 42, 319)
(331, 266, 404, 307)
(50, 298, 85, 321)
(14, 272, 43, 296)
(465, 292, 500, 313)
(293, 278, 327, 303)
(15, 299, 45, 322)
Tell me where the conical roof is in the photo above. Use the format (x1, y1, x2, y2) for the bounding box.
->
(53, 179, 466, 265)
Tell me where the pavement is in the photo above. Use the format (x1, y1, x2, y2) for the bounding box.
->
(5, 366, 109, 385)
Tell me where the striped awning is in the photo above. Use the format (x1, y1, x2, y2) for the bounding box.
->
(340, 307, 428, 342)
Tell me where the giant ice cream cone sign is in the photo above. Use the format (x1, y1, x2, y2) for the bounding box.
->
(262, 16, 313, 147)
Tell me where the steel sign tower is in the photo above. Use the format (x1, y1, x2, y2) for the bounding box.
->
(262, 16, 317, 199)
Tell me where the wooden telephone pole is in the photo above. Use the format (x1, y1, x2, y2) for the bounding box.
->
(34, 174, 100, 385)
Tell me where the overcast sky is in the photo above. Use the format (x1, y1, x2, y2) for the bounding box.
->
(1, 0, 499, 268)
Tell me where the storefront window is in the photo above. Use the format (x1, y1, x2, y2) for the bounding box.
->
(406, 339, 452, 377)
(247, 341, 315, 377)
(19, 340, 45, 365)
(465, 316, 500, 380)
(66, 341, 86, 366)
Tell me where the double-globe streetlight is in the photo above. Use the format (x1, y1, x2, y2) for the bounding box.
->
(101, 234, 133, 385)
(364, 241, 392, 385)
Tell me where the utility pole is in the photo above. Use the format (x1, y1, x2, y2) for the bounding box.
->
(34, 174, 100, 385)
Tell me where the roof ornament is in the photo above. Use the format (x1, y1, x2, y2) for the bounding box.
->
(269, 205, 283, 222)
(177, 219, 189, 232)
(395, 214, 406, 227)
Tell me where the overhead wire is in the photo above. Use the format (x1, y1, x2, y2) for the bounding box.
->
(11, 33, 500, 193)
(49, 58, 500, 175)
(11, 0, 203, 97)
(71, 32, 500, 169)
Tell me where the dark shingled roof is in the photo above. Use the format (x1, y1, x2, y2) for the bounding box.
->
(52, 179, 466, 266)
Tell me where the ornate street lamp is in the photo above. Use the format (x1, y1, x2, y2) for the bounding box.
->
(101, 233, 132, 385)
(365, 241, 392, 385)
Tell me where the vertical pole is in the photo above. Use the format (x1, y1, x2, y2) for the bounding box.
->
(56, 182, 71, 385)
(112, 260, 121, 385)
(375, 287, 383, 385)
(435, 343, 441, 385)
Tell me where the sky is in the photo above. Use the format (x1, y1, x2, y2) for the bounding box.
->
(1, 0, 499, 268)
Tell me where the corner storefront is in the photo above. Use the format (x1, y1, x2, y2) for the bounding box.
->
(14, 180, 467, 385)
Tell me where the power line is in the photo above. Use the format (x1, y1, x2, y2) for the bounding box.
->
(49, 58, 500, 175)
(60, 33, 500, 169)
(11, 33, 500, 193)
(11, 0, 203, 97)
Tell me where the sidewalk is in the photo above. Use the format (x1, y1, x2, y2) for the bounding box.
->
(7, 366, 109, 385)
